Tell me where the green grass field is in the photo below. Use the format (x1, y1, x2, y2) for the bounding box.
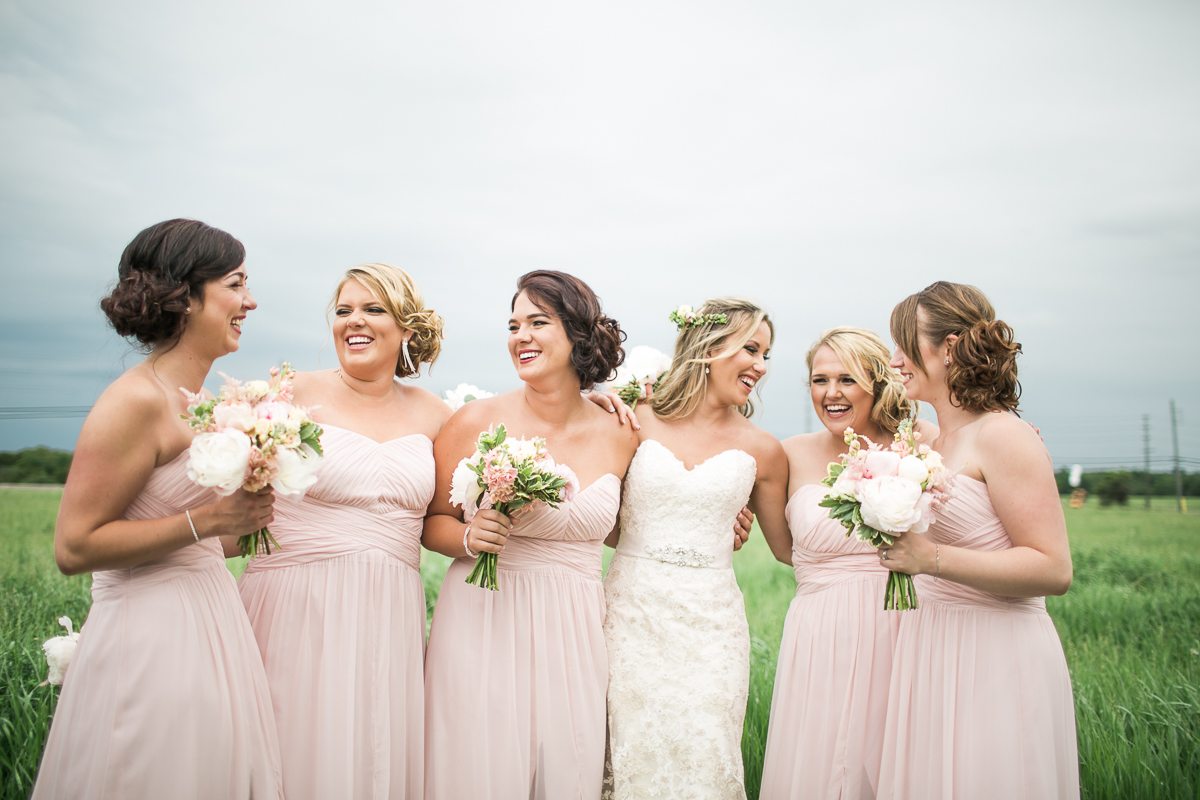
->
(1, 489, 1197, 799)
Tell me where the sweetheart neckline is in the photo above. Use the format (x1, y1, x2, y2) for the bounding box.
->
(320, 423, 433, 447)
(637, 438, 753, 474)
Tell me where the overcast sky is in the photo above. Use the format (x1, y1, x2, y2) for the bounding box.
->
(2, 0, 1198, 471)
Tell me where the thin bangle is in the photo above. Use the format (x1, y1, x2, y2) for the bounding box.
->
(185, 509, 200, 543)
(935, 543, 941, 579)
(463, 525, 476, 559)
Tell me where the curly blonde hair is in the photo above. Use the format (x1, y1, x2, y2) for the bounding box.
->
(650, 297, 773, 421)
(805, 326, 916, 435)
(329, 263, 444, 378)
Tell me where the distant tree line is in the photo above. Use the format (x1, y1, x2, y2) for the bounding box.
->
(0, 448, 73, 484)
(1055, 468, 1200, 506)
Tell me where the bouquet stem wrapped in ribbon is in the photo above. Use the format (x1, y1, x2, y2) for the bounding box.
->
(449, 424, 574, 591)
(819, 419, 952, 611)
(181, 363, 324, 557)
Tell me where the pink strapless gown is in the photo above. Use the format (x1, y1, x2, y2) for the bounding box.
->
(239, 427, 433, 800)
(31, 453, 283, 800)
(423, 469, 621, 800)
(759, 485, 901, 800)
(877, 477, 1080, 800)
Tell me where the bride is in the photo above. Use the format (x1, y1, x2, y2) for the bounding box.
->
(603, 298, 792, 800)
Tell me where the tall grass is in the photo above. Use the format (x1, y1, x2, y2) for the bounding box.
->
(1, 489, 1197, 799)
(0, 491, 89, 799)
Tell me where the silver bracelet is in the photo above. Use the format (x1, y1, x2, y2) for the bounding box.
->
(185, 509, 200, 543)
(935, 543, 941, 579)
(463, 525, 476, 558)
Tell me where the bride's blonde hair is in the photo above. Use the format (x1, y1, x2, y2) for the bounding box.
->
(650, 297, 773, 421)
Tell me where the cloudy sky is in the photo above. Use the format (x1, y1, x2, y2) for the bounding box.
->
(2, 0, 1198, 472)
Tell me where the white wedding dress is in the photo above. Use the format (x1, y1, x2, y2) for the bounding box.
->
(603, 439, 756, 800)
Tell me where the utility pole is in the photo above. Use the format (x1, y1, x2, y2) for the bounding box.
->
(1143, 414, 1152, 510)
(1171, 400, 1183, 513)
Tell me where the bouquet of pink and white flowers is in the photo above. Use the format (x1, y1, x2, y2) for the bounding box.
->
(610, 346, 672, 410)
(449, 424, 573, 590)
(819, 418, 952, 610)
(181, 363, 324, 557)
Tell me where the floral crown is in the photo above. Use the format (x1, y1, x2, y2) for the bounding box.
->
(669, 305, 728, 331)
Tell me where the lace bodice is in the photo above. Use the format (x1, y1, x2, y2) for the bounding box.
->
(603, 439, 756, 799)
(614, 440, 757, 570)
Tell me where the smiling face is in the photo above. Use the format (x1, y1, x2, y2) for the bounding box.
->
(706, 320, 771, 407)
(508, 290, 577, 388)
(333, 279, 408, 379)
(809, 345, 876, 438)
(182, 263, 256, 357)
(890, 307, 952, 404)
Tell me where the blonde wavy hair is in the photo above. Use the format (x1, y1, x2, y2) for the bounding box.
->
(329, 263, 444, 378)
(805, 326, 916, 435)
(650, 297, 773, 421)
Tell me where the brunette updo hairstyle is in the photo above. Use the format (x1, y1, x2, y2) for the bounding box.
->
(100, 219, 246, 351)
(330, 263, 444, 378)
(513, 270, 625, 391)
(890, 281, 1022, 414)
(805, 326, 916, 434)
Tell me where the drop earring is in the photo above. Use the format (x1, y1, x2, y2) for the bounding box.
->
(401, 338, 416, 375)
(704, 366, 710, 375)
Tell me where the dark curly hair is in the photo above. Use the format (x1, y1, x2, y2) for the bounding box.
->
(890, 281, 1022, 414)
(100, 219, 246, 351)
(513, 270, 625, 391)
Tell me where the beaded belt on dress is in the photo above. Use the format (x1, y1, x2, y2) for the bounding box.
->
(615, 530, 731, 570)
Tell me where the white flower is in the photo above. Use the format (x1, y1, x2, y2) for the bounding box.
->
(507, 439, 540, 464)
(245, 379, 272, 399)
(449, 455, 484, 513)
(897, 455, 930, 486)
(212, 401, 256, 432)
(612, 346, 672, 386)
(270, 444, 322, 497)
(444, 383, 496, 411)
(40, 616, 81, 687)
(828, 469, 859, 500)
(187, 429, 252, 495)
(857, 475, 925, 533)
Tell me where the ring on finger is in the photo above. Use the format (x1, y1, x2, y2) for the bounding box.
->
(881, 549, 890, 561)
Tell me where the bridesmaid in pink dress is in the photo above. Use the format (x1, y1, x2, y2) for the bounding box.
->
(761, 327, 935, 800)
(877, 281, 1079, 799)
(422, 271, 638, 800)
(34, 219, 283, 799)
(238, 264, 450, 799)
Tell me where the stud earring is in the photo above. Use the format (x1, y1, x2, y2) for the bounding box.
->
(944, 358, 950, 366)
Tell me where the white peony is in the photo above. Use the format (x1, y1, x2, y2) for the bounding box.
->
(444, 383, 496, 412)
(187, 429, 252, 495)
(828, 469, 859, 500)
(896, 455, 929, 486)
(40, 616, 81, 687)
(449, 456, 484, 514)
(270, 444, 322, 497)
(212, 401, 256, 432)
(612, 346, 672, 386)
(856, 475, 925, 533)
(864, 449, 901, 479)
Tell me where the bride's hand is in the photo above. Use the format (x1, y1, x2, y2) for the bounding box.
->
(582, 390, 641, 430)
(733, 506, 753, 551)
(467, 509, 513, 555)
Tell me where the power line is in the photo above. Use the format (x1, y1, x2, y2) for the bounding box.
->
(0, 407, 92, 420)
